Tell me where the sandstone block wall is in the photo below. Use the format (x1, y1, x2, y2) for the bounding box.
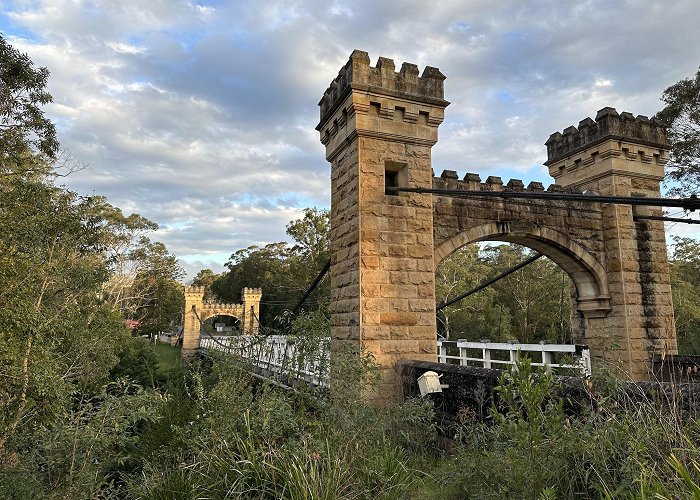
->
(319, 50, 448, 404)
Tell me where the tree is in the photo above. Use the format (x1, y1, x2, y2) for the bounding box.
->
(192, 268, 218, 288)
(212, 242, 290, 324)
(669, 237, 700, 354)
(657, 67, 700, 193)
(435, 245, 510, 340)
(435, 244, 572, 344)
(285, 207, 330, 266)
(99, 203, 159, 310)
(128, 240, 184, 336)
(95, 205, 185, 335)
(0, 37, 181, 456)
(191, 268, 219, 300)
(0, 179, 133, 451)
(0, 34, 58, 176)
(212, 209, 331, 326)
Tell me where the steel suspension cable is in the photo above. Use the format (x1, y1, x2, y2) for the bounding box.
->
(292, 259, 331, 314)
(386, 186, 700, 211)
(437, 253, 543, 311)
(633, 215, 700, 224)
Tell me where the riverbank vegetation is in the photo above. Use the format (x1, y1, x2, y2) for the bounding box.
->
(3, 337, 699, 499)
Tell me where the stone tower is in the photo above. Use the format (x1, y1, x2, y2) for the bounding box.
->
(545, 108, 677, 379)
(182, 285, 205, 357)
(180, 286, 263, 361)
(317, 50, 449, 403)
(241, 287, 263, 335)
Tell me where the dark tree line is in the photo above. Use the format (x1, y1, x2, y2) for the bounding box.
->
(207, 207, 331, 328)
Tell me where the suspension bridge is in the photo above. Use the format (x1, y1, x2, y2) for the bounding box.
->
(181, 50, 700, 405)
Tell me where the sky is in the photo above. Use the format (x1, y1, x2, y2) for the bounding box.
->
(2, 0, 700, 281)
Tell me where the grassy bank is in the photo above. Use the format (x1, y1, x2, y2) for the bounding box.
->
(153, 341, 180, 373)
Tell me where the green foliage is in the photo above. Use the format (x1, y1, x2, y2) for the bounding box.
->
(669, 237, 700, 354)
(435, 244, 512, 340)
(0, 176, 134, 449)
(125, 354, 430, 500)
(110, 337, 160, 387)
(417, 362, 700, 500)
(190, 267, 219, 301)
(286, 207, 330, 266)
(212, 208, 330, 326)
(0, 34, 58, 174)
(121, 239, 184, 336)
(96, 205, 184, 336)
(657, 66, 700, 194)
(3, 380, 163, 499)
(436, 244, 571, 343)
(0, 36, 185, 479)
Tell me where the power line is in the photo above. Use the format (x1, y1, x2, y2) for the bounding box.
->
(437, 253, 543, 311)
(634, 215, 700, 225)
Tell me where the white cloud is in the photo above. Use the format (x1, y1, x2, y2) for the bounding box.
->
(2, 0, 699, 282)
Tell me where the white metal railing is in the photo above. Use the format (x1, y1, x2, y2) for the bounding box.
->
(201, 335, 330, 387)
(437, 339, 591, 376)
(201, 336, 591, 384)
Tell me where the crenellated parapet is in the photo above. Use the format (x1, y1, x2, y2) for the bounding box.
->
(318, 49, 447, 127)
(433, 169, 585, 194)
(241, 287, 263, 300)
(544, 107, 671, 189)
(317, 51, 449, 161)
(202, 302, 243, 312)
(545, 107, 669, 165)
(183, 286, 205, 297)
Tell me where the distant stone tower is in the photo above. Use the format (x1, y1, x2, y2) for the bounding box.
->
(180, 286, 263, 360)
(317, 50, 449, 403)
(182, 286, 205, 357)
(545, 109, 677, 378)
(241, 287, 263, 335)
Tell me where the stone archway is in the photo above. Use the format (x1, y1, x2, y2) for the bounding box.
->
(181, 286, 262, 360)
(317, 51, 677, 401)
(434, 222, 611, 321)
(201, 313, 242, 335)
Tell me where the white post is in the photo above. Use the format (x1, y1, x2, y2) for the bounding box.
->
(459, 346, 468, 366)
(483, 347, 492, 369)
(542, 350, 553, 374)
(438, 341, 447, 363)
(580, 348, 592, 377)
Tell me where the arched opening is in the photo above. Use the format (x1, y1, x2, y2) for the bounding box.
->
(201, 314, 242, 336)
(434, 223, 611, 343)
(436, 243, 573, 343)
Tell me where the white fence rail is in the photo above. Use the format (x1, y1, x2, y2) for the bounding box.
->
(201, 336, 591, 384)
(201, 335, 330, 387)
(437, 339, 591, 376)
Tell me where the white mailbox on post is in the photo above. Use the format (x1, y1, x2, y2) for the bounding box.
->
(417, 371, 449, 397)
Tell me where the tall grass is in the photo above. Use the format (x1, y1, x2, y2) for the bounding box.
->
(12, 348, 696, 499)
(414, 359, 700, 499)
